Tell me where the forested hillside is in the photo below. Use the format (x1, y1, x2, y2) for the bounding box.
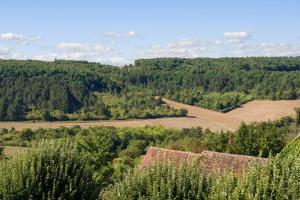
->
(0, 57, 300, 121)
(0, 59, 184, 121)
(123, 57, 300, 111)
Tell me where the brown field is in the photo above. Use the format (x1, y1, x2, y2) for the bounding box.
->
(2, 146, 29, 157)
(0, 98, 299, 132)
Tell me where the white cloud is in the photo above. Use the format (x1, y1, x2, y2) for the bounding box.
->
(0, 32, 43, 44)
(127, 31, 138, 37)
(33, 53, 132, 66)
(215, 41, 300, 57)
(247, 42, 300, 56)
(103, 31, 139, 38)
(98, 57, 132, 66)
(32, 42, 114, 63)
(57, 42, 112, 53)
(0, 47, 9, 56)
(103, 32, 121, 38)
(223, 31, 249, 43)
(33, 54, 57, 61)
(33, 42, 118, 64)
(141, 38, 209, 58)
(6, 30, 300, 66)
(33, 52, 94, 61)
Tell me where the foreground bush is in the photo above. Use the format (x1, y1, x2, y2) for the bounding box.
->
(210, 137, 300, 200)
(0, 140, 97, 200)
(101, 161, 212, 200)
(102, 137, 300, 200)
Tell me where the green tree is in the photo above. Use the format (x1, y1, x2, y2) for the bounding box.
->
(75, 127, 120, 188)
(0, 99, 8, 120)
(234, 121, 288, 157)
(6, 101, 24, 121)
(41, 110, 54, 121)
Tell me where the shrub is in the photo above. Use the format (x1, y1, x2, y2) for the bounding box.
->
(0, 140, 97, 200)
(101, 161, 211, 200)
(211, 137, 300, 199)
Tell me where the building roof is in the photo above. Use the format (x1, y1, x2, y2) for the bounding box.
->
(139, 147, 268, 175)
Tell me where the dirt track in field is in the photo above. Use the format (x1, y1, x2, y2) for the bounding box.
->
(0, 98, 299, 132)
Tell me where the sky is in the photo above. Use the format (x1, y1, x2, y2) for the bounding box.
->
(0, 0, 300, 65)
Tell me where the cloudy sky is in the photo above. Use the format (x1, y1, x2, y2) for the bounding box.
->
(0, 0, 300, 65)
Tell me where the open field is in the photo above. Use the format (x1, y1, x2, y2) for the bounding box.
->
(163, 98, 300, 127)
(0, 98, 299, 132)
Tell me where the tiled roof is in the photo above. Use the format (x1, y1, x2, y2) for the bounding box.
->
(139, 147, 268, 175)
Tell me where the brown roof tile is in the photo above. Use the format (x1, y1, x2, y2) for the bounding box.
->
(139, 147, 268, 175)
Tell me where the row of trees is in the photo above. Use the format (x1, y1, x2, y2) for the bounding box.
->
(25, 92, 186, 121)
(0, 118, 291, 161)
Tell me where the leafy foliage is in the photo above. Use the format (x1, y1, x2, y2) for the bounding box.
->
(101, 162, 210, 200)
(0, 140, 97, 200)
(233, 119, 290, 157)
(74, 127, 120, 187)
(209, 137, 300, 200)
(102, 137, 300, 200)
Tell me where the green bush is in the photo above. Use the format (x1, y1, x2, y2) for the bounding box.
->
(0, 140, 97, 200)
(210, 137, 300, 200)
(101, 161, 210, 200)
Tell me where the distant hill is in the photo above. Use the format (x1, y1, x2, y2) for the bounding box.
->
(0, 57, 299, 121)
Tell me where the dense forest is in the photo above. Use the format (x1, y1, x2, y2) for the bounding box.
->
(0, 117, 299, 199)
(0, 57, 300, 120)
(128, 57, 300, 111)
(0, 59, 184, 121)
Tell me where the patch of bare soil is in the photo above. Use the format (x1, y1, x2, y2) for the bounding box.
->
(2, 146, 29, 157)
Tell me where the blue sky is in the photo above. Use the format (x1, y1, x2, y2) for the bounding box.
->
(0, 0, 300, 65)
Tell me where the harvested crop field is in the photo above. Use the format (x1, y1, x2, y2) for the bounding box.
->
(1, 146, 29, 157)
(0, 98, 299, 132)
